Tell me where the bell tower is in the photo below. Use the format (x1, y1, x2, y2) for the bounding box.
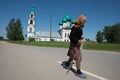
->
(27, 6, 35, 38)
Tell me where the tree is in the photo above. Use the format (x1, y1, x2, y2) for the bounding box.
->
(96, 31, 104, 43)
(15, 18, 24, 40)
(6, 18, 24, 41)
(6, 18, 15, 40)
(103, 26, 112, 43)
(0, 36, 3, 40)
(111, 23, 120, 43)
(102, 23, 120, 43)
(85, 38, 90, 42)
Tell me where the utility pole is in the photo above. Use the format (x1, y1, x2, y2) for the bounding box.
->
(50, 16, 52, 41)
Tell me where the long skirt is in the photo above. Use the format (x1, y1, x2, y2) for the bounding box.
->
(67, 42, 82, 62)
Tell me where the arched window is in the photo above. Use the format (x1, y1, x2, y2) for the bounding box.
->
(30, 20, 33, 24)
(67, 39, 69, 42)
(65, 33, 66, 37)
(31, 14, 33, 18)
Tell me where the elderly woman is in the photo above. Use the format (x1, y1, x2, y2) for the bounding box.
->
(64, 15, 87, 79)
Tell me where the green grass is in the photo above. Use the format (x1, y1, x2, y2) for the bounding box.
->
(15, 41, 70, 48)
(9, 41, 120, 52)
(84, 42, 120, 52)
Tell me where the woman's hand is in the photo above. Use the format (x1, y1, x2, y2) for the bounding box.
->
(78, 39, 83, 44)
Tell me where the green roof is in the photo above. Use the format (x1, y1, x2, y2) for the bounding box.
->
(65, 14, 71, 20)
(31, 6, 35, 13)
(59, 20, 63, 25)
(59, 14, 75, 25)
(71, 19, 75, 24)
(62, 17, 67, 22)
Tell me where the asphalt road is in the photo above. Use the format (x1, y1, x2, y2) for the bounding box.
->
(0, 41, 120, 80)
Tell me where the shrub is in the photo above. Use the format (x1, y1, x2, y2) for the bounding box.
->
(29, 38, 35, 42)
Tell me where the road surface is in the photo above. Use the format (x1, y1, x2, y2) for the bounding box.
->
(0, 41, 120, 80)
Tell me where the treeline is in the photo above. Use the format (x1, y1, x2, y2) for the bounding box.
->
(96, 23, 120, 44)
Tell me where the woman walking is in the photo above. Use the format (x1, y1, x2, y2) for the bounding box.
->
(63, 15, 87, 79)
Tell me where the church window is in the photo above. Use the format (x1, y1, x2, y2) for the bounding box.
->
(67, 39, 69, 42)
(30, 20, 33, 24)
(31, 14, 33, 18)
(65, 33, 66, 37)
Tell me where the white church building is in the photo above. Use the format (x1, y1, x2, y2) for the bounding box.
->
(27, 6, 75, 42)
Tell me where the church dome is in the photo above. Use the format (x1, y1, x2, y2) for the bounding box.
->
(65, 14, 71, 21)
(62, 17, 67, 22)
(61, 13, 73, 22)
(59, 13, 75, 27)
(71, 19, 75, 24)
(31, 6, 35, 13)
(59, 20, 63, 25)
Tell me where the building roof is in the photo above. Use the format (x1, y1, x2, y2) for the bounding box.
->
(59, 13, 75, 25)
(30, 6, 35, 13)
(35, 31, 61, 38)
(65, 14, 71, 21)
(59, 20, 63, 25)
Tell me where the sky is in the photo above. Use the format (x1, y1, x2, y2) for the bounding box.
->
(0, 0, 120, 40)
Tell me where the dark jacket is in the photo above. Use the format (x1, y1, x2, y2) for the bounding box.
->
(69, 27, 83, 44)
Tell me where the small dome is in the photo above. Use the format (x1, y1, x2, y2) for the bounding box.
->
(31, 6, 35, 13)
(59, 20, 63, 25)
(65, 14, 71, 21)
(59, 13, 75, 27)
(62, 18, 67, 22)
(71, 19, 75, 24)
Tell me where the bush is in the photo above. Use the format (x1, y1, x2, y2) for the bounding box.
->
(50, 39, 55, 42)
(29, 38, 35, 42)
(0, 36, 3, 40)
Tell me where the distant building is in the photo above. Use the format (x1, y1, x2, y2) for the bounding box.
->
(27, 6, 75, 42)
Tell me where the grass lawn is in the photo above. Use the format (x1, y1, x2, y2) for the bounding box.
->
(83, 42, 120, 52)
(9, 41, 120, 52)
